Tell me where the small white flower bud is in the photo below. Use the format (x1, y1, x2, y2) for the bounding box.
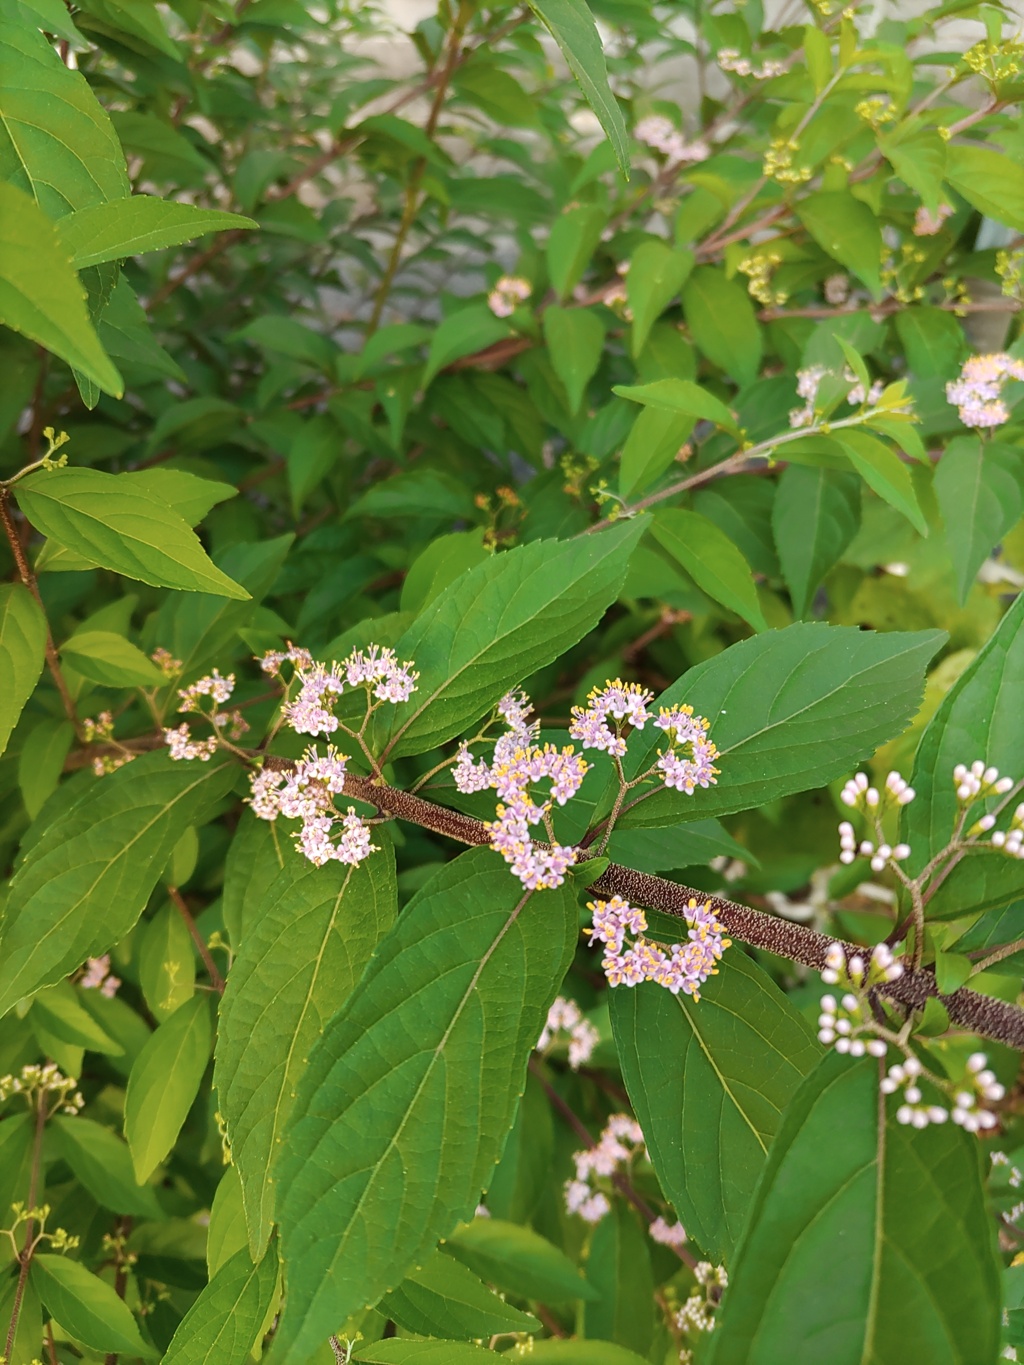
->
(849, 1039, 866, 1057)
(880, 1076, 899, 1093)
(897, 1105, 913, 1125)
(848, 955, 865, 981)
(835, 1036, 851, 1053)
(870, 855, 886, 872)
(892, 844, 911, 861)
(985, 1082, 1005, 1102)
(971, 761, 985, 779)
(928, 1106, 948, 1124)
(977, 1069, 996, 1087)
(836, 1018, 852, 1035)
(956, 1091, 974, 1108)
(818, 1014, 836, 1030)
(898, 787, 915, 804)
(818, 1028, 836, 1045)
(957, 783, 974, 801)
(978, 1110, 998, 1129)
(884, 963, 904, 981)
(825, 943, 845, 970)
(983, 766, 999, 786)
(953, 764, 967, 782)
(842, 993, 859, 1012)
(967, 1053, 987, 1073)
(905, 1085, 922, 1104)
(868, 1039, 887, 1058)
(820, 994, 837, 1012)
(995, 776, 1014, 794)
(872, 943, 893, 967)
(912, 1109, 929, 1129)
(860, 840, 875, 856)
(903, 1056, 922, 1077)
(839, 850, 855, 864)
(840, 789, 857, 807)
(855, 773, 869, 791)
(839, 821, 855, 839)
(992, 830, 1006, 847)
(866, 788, 879, 808)
(888, 1064, 906, 1083)
(821, 968, 839, 984)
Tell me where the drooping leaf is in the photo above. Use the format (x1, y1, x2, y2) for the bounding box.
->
(525, 0, 630, 173)
(707, 1055, 1000, 1364)
(771, 465, 861, 617)
(0, 582, 47, 758)
(620, 623, 944, 827)
(945, 142, 1024, 233)
(797, 192, 884, 298)
(443, 1217, 598, 1302)
(682, 268, 762, 387)
(543, 305, 605, 414)
(58, 196, 257, 269)
(0, 753, 237, 1015)
(626, 241, 693, 356)
(611, 952, 820, 1262)
(52, 1116, 164, 1219)
(833, 429, 928, 535)
(271, 848, 578, 1361)
(377, 519, 645, 760)
(125, 994, 213, 1182)
(60, 629, 167, 687)
(216, 836, 397, 1257)
(31, 1253, 156, 1357)
(583, 1203, 655, 1353)
(379, 1250, 540, 1339)
(162, 1244, 279, 1365)
(934, 436, 1023, 604)
(15, 468, 250, 598)
(652, 508, 767, 630)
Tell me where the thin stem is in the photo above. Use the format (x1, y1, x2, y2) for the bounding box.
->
(168, 887, 225, 994)
(4, 1093, 49, 1361)
(971, 938, 1024, 977)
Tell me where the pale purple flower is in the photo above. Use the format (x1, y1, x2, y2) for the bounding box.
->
(164, 723, 217, 762)
(947, 354, 1024, 429)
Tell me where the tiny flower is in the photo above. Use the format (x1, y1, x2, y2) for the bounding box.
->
(487, 275, 532, 318)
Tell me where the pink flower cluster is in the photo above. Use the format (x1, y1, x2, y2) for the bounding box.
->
(80, 954, 120, 998)
(536, 996, 600, 1071)
(283, 646, 418, 736)
(487, 275, 531, 318)
(649, 1216, 688, 1248)
(569, 679, 653, 756)
(258, 643, 313, 677)
(587, 895, 730, 999)
(653, 706, 719, 794)
(634, 115, 710, 164)
(913, 203, 954, 236)
(164, 723, 218, 762)
(454, 691, 587, 891)
(565, 1114, 646, 1225)
(246, 746, 377, 868)
(178, 669, 234, 710)
(946, 353, 1024, 429)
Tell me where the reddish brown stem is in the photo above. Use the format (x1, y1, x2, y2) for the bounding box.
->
(168, 886, 225, 994)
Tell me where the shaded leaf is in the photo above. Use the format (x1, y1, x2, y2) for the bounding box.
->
(163, 1245, 279, 1365)
(31, 1253, 156, 1357)
(652, 508, 767, 630)
(444, 1217, 598, 1302)
(125, 994, 212, 1182)
(379, 1250, 540, 1339)
(772, 465, 860, 617)
(0, 582, 47, 757)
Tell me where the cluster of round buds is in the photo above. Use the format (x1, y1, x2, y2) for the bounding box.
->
(951, 1053, 1004, 1132)
(817, 992, 888, 1058)
(82, 711, 115, 743)
(564, 1114, 645, 1226)
(536, 996, 600, 1071)
(717, 46, 785, 78)
(818, 942, 904, 1054)
(841, 770, 916, 812)
(954, 760, 1014, 803)
(80, 954, 120, 999)
(676, 1263, 727, 1335)
(150, 647, 182, 678)
(633, 115, 710, 164)
(0, 1062, 84, 1115)
(487, 275, 531, 318)
(569, 679, 654, 757)
(649, 1216, 687, 1248)
(179, 669, 234, 710)
(988, 804, 1024, 859)
(837, 822, 911, 872)
(587, 896, 730, 999)
(882, 1056, 948, 1128)
(946, 353, 1024, 429)
(258, 643, 313, 678)
(164, 723, 218, 762)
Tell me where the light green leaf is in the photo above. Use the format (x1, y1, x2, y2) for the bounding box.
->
(52, 1116, 164, 1219)
(881, 129, 946, 213)
(379, 1250, 540, 1339)
(123, 469, 238, 526)
(58, 197, 256, 269)
(934, 436, 1023, 604)
(617, 405, 695, 499)
(31, 1253, 156, 1357)
(30, 980, 122, 1055)
(208, 1166, 248, 1277)
(904, 591, 1024, 917)
(423, 304, 509, 387)
(707, 1056, 1000, 1364)
(272, 848, 579, 1361)
(17, 716, 74, 819)
(627, 241, 693, 356)
(355, 1345, 493, 1365)
(0, 753, 237, 1015)
(163, 1245, 279, 1365)
(221, 809, 294, 947)
(682, 268, 762, 386)
(543, 305, 605, 414)
(893, 307, 966, 381)
(546, 202, 608, 301)
(620, 623, 944, 826)
(0, 582, 47, 757)
(772, 465, 861, 617)
(833, 428, 928, 535)
(525, 0, 630, 174)
(611, 952, 820, 1262)
(509, 1344, 649, 1365)
(614, 376, 742, 439)
(139, 901, 196, 1021)
(804, 23, 832, 93)
(15, 467, 250, 598)
(652, 508, 768, 630)
(583, 1203, 654, 1353)
(0, 1113, 35, 1230)
(945, 143, 1024, 233)
(216, 837, 397, 1258)
(60, 629, 167, 687)
(797, 192, 884, 298)
(125, 994, 212, 1182)
(378, 519, 644, 760)
(0, 184, 123, 394)
(0, 25, 129, 217)
(444, 1218, 597, 1302)
(0, 0, 82, 44)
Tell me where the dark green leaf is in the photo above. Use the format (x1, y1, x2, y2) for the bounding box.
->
(444, 1217, 598, 1302)
(379, 1250, 540, 1338)
(52, 1116, 163, 1219)
(31, 1253, 156, 1357)
(162, 1245, 279, 1365)
(125, 994, 212, 1182)
(772, 465, 860, 617)
(584, 1203, 655, 1352)
(626, 242, 693, 356)
(0, 582, 47, 758)
(797, 192, 884, 298)
(60, 629, 167, 686)
(682, 268, 762, 386)
(652, 508, 767, 630)
(934, 436, 1023, 604)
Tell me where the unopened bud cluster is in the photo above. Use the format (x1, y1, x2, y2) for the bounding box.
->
(817, 942, 904, 1055)
(565, 1114, 645, 1226)
(676, 1262, 728, 1336)
(837, 771, 914, 871)
(536, 996, 599, 1071)
(882, 1051, 1004, 1133)
(0, 1062, 83, 1115)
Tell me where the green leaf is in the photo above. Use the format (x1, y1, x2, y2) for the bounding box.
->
(216, 837, 397, 1257)
(611, 952, 820, 1262)
(355, 1346, 493, 1365)
(525, 0, 630, 174)
(0, 582, 47, 758)
(377, 519, 645, 760)
(652, 508, 768, 630)
(208, 1166, 248, 1277)
(423, 304, 509, 387)
(508, 1344, 649, 1365)
(543, 305, 605, 414)
(0, 25, 129, 217)
(893, 306, 966, 381)
(797, 192, 884, 298)
(833, 428, 928, 535)
(614, 376, 742, 439)
(583, 1203, 654, 1353)
(546, 202, 609, 302)
(123, 468, 238, 526)
(400, 532, 490, 615)
(139, 901, 196, 1021)
(30, 981, 122, 1054)
(125, 994, 212, 1182)
(0, 754, 236, 1015)
(607, 818, 753, 872)
(0, 1113, 34, 1230)
(681, 267, 762, 386)
(881, 130, 947, 213)
(52, 1116, 164, 1219)
(31, 1253, 156, 1357)
(379, 1250, 540, 1339)
(804, 23, 832, 93)
(771, 465, 861, 617)
(626, 242, 693, 356)
(60, 629, 167, 687)
(904, 591, 1024, 917)
(272, 848, 579, 1361)
(0, 184, 123, 394)
(945, 143, 1024, 233)
(621, 623, 944, 827)
(15, 468, 250, 598)
(617, 406, 695, 500)
(221, 809, 294, 947)
(58, 197, 256, 269)
(0, 0, 82, 44)
(706, 1055, 1000, 1364)
(163, 1245, 279, 1365)
(443, 1217, 598, 1302)
(934, 436, 1023, 604)
(18, 717, 74, 820)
